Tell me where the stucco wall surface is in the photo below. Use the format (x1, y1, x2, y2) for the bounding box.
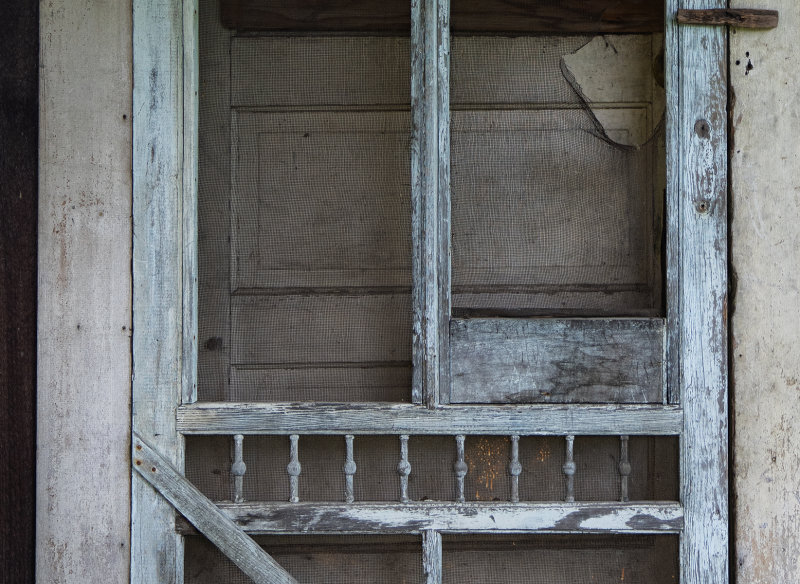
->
(730, 2, 800, 582)
(36, 0, 133, 582)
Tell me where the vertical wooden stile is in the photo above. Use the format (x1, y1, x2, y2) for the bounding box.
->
(436, 0, 451, 404)
(411, 0, 444, 407)
(182, 0, 199, 405)
(422, 530, 443, 584)
(667, 0, 729, 581)
(131, 0, 188, 581)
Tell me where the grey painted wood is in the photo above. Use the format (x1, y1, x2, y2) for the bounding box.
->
(411, 0, 443, 406)
(177, 402, 683, 435)
(450, 318, 664, 403)
(619, 435, 631, 503)
(287, 434, 301, 503)
(231, 434, 246, 503)
(453, 436, 467, 503)
(183, 0, 199, 404)
(398, 435, 411, 503)
(508, 435, 521, 503)
(132, 0, 187, 581)
(436, 0, 452, 405)
(133, 433, 297, 584)
(668, 0, 730, 581)
(422, 530, 442, 584)
(177, 501, 684, 534)
(563, 436, 576, 503)
(343, 435, 356, 504)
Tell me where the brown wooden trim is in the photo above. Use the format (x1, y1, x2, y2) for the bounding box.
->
(221, 0, 664, 33)
(676, 9, 778, 29)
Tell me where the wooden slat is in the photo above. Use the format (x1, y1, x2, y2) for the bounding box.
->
(450, 318, 664, 404)
(410, 0, 441, 405)
(676, 9, 778, 29)
(221, 0, 664, 33)
(667, 0, 729, 581)
(133, 433, 297, 584)
(182, 0, 199, 404)
(177, 402, 683, 435)
(423, 530, 442, 584)
(176, 501, 684, 534)
(132, 0, 187, 581)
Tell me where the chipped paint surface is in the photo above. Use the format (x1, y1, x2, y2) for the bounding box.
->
(731, 4, 800, 582)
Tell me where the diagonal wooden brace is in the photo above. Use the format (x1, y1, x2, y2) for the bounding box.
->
(132, 432, 297, 584)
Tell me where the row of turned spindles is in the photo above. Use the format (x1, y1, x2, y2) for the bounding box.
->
(228, 434, 633, 504)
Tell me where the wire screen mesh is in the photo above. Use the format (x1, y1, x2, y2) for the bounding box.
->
(450, 34, 665, 317)
(197, 0, 413, 403)
(442, 534, 678, 584)
(185, 534, 425, 584)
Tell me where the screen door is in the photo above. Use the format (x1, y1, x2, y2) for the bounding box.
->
(131, 0, 729, 582)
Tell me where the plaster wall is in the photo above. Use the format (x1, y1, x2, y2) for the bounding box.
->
(730, 2, 800, 582)
(36, 0, 133, 582)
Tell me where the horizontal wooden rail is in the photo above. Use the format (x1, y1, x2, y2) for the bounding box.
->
(176, 501, 683, 535)
(177, 403, 682, 435)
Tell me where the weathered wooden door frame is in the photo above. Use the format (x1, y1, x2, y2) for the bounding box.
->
(131, 0, 728, 582)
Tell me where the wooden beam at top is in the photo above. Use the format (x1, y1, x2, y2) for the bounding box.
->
(221, 0, 664, 34)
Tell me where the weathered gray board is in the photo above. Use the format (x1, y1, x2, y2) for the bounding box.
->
(176, 501, 683, 534)
(450, 318, 664, 403)
(664, 0, 729, 581)
(177, 402, 682, 435)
